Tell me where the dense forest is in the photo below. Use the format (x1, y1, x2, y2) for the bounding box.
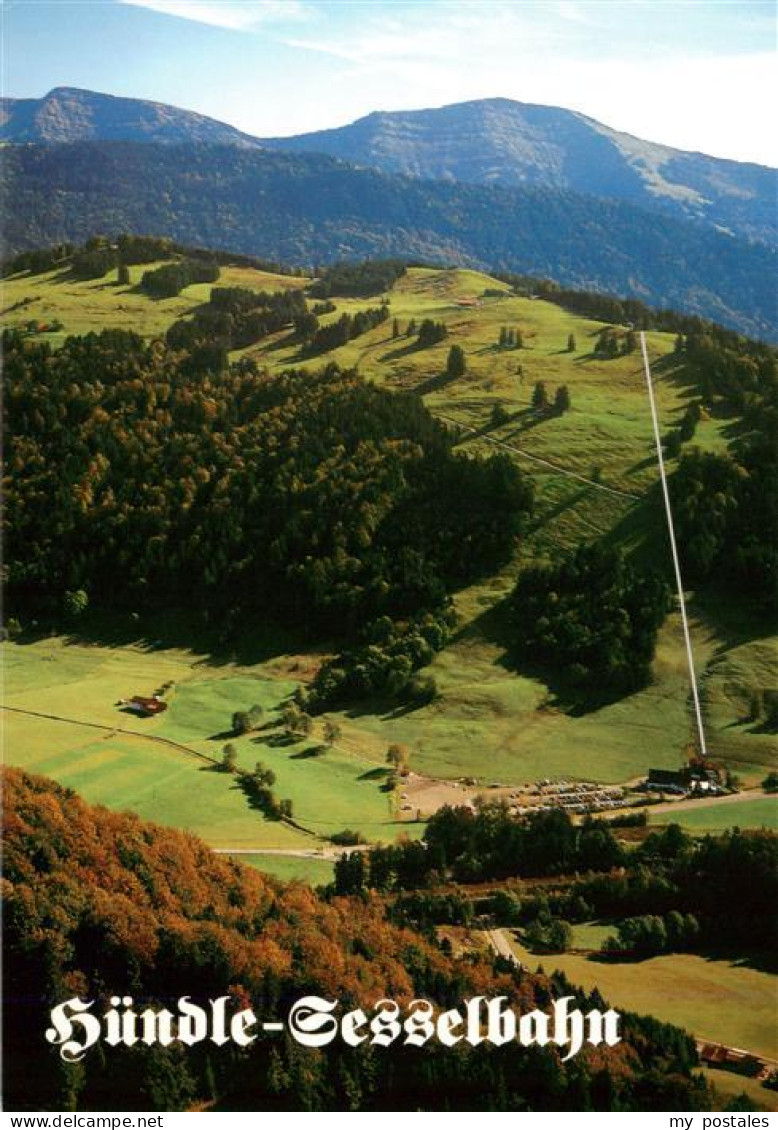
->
(3, 767, 713, 1112)
(334, 806, 627, 892)
(507, 545, 671, 697)
(3, 329, 533, 642)
(165, 285, 309, 360)
(335, 803, 778, 959)
(309, 260, 408, 298)
(667, 331, 778, 612)
(3, 141, 776, 338)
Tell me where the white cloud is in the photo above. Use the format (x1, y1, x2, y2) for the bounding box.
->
(278, 4, 777, 165)
(114, 0, 775, 164)
(121, 0, 307, 32)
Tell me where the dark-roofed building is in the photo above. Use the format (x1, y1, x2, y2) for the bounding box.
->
(647, 767, 686, 794)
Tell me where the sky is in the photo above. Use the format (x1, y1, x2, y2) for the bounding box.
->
(3, 0, 776, 165)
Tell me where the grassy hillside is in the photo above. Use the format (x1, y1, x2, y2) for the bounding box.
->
(5, 140, 776, 337)
(2, 637, 403, 849)
(3, 261, 775, 850)
(651, 796, 777, 835)
(508, 933, 778, 1061)
(0, 259, 307, 343)
(228, 265, 772, 785)
(231, 853, 336, 885)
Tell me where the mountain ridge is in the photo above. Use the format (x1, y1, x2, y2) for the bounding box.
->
(259, 97, 777, 247)
(2, 88, 774, 248)
(0, 85, 263, 148)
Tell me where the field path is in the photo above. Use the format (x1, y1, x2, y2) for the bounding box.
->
(213, 845, 372, 860)
(5, 704, 772, 854)
(438, 414, 640, 500)
(1, 703, 221, 767)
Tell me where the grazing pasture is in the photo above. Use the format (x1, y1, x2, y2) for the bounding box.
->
(1, 261, 307, 343)
(652, 795, 778, 834)
(4, 264, 774, 814)
(2, 638, 401, 849)
(508, 933, 778, 1060)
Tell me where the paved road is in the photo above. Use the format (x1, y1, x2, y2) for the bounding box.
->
(484, 928, 522, 967)
(213, 845, 372, 859)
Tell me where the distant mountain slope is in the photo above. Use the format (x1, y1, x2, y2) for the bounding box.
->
(3, 140, 775, 339)
(4, 90, 774, 250)
(261, 98, 777, 247)
(0, 86, 262, 147)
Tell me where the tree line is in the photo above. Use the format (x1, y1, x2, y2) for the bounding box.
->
(336, 804, 777, 962)
(140, 257, 220, 298)
(334, 806, 627, 894)
(545, 823, 777, 957)
(1, 233, 311, 279)
(166, 285, 308, 358)
(304, 303, 389, 355)
(6, 141, 774, 337)
(309, 259, 407, 298)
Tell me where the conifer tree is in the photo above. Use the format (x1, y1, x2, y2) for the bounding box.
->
(554, 385, 571, 414)
(446, 344, 466, 378)
(532, 381, 549, 411)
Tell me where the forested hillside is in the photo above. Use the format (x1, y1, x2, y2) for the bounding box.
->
(3, 141, 776, 338)
(3, 329, 532, 645)
(262, 98, 777, 248)
(2, 766, 713, 1111)
(5, 90, 774, 248)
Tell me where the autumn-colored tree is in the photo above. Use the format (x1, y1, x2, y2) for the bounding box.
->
(3, 766, 717, 1112)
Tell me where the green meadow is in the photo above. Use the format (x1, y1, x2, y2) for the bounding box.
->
(227, 853, 336, 886)
(229, 266, 774, 785)
(508, 933, 778, 1060)
(1, 261, 307, 343)
(3, 261, 775, 846)
(701, 1068, 778, 1113)
(2, 638, 404, 849)
(569, 921, 615, 950)
(652, 796, 778, 834)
